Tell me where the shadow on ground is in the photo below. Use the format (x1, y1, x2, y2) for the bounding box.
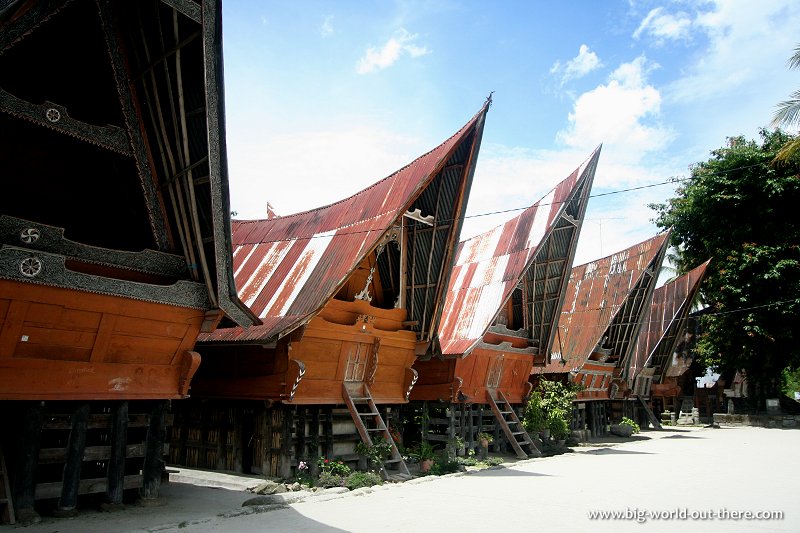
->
(472, 468, 552, 478)
(585, 448, 653, 455)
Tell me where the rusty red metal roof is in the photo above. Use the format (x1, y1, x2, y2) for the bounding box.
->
(629, 260, 710, 382)
(438, 146, 600, 356)
(539, 232, 671, 375)
(199, 102, 490, 343)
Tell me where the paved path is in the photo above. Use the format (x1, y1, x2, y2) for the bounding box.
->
(10, 426, 799, 532)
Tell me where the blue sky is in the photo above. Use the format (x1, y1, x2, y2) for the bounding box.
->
(221, 0, 800, 265)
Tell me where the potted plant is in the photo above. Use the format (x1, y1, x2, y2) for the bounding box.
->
(478, 432, 493, 449)
(413, 441, 436, 473)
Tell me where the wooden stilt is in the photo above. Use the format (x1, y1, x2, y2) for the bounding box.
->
(105, 401, 129, 506)
(1, 443, 15, 524)
(232, 407, 243, 473)
(278, 406, 293, 479)
(13, 402, 43, 524)
(297, 407, 307, 462)
(57, 403, 91, 516)
(140, 402, 167, 502)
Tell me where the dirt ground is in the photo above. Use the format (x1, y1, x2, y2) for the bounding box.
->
(5, 426, 798, 532)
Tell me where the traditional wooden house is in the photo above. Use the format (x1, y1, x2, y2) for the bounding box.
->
(629, 261, 710, 418)
(170, 101, 491, 479)
(534, 232, 670, 436)
(410, 147, 599, 457)
(0, 0, 256, 522)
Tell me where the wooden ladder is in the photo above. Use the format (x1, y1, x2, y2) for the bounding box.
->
(343, 383, 410, 481)
(0, 445, 15, 525)
(637, 395, 663, 430)
(486, 390, 541, 459)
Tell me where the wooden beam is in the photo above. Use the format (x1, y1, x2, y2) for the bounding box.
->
(56, 403, 90, 515)
(159, 0, 201, 23)
(0, 88, 132, 156)
(106, 401, 128, 505)
(0, 0, 72, 55)
(95, 0, 171, 251)
(140, 401, 167, 501)
(12, 403, 43, 515)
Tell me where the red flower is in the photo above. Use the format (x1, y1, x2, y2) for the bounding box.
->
(324, 459, 329, 463)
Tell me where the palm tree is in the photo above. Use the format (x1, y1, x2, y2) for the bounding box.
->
(771, 45, 800, 163)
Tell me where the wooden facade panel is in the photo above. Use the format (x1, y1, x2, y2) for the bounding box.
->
(13, 342, 92, 362)
(290, 379, 343, 404)
(18, 326, 97, 350)
(301, 361, 340, 380)
(114, 315, 193, 339)
(378, 345, 416, 366)
(367, 381, 404, 402)
(25, 302, 101, 331)
(104, 335, 183, 365)
(372, 364, 405, 383)
(0, 359, 188, 399)
(412, 357, 454, 386)
(295, 338, 343, 364)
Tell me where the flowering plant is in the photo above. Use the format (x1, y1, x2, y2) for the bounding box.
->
(317, 457, 351, 477)
(296, 460, 312, 485)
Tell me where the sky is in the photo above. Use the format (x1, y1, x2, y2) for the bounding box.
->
(220, 0, 800, 267)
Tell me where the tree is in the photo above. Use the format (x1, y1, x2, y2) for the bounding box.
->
(771, 44, 800, 163)
(650, 130, 800, 406)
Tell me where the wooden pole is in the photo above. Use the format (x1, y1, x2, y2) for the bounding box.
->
(57, 402, 90, 516)
(105, 401, 129, 506)
(140, 402, 167, 502)
(13, 402, 43, 524)
(232, 406, 243, 473)
(278, 406, 293, 479)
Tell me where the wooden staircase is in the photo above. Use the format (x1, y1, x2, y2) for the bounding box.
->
(486, 390, 541, 459)
(343, 383, 410, 481)
(1, 445, 15, 525)
(637, 395, 663, 430)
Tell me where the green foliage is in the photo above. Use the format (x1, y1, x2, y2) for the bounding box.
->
(355, 437, 393, 466)
(317, 471, 346, 488)
(650, 129, 800, 399)
(429, 459, 462, 476)
(344, 471, 382, 490)
(408, 440, 436, 461)
(781, 366, 800, 398)
(620, 417, 641, 434)
(547, 408, 570, 440)
(524, 379, 578, 437)
(477, 432, 493, 444)
(455, 455, 503, 469)
(317, 458, 351, 477)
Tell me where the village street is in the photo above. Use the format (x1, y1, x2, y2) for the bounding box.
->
(13, 425, 799, 533)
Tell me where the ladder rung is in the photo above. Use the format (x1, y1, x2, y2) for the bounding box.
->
(368, 427, 386, 432)
(384, 458, 402, 464)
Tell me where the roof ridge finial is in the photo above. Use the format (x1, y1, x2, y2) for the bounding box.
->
(486, 91, 494, 107)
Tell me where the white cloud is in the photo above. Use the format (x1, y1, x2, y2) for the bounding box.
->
(633, 7, 693, 43)
(356, 28, 431, 74)
(551, 45, 602, 86)
(227, 122, 423, 219)
(320, 15, 334, 37)
(667, 1, 800, 104)
(557, 56, 674, 164)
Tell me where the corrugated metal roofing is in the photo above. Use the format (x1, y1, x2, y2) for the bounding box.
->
(199, 102, 490, 343)
(438, 146, 600, 356)
(541, 232, 671, 375)
(629, 260, 710, 381)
